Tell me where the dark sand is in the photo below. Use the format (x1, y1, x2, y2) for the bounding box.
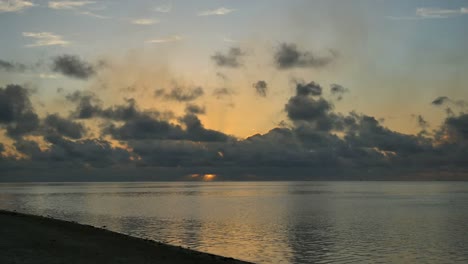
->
(0, 210, 252, 264)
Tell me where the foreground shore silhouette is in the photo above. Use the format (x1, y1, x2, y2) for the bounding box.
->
(0, 210, 251, 264)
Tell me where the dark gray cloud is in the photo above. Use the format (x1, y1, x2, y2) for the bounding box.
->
(285, 81, 331, 123)
(155, 86, 204, 102)
(0, 84, 40, 138)
(66, 91, 103, 119)
(179, 114, 230, 142)
(15, 136, 132, 167)
(285, 96, 332, 122)
(253, 80, 268, 97)
(330, 84, 348, 100)
(211, 47, 245, 68)
(185, 104, 206, 115)
(44, 114, 86, 139)
(274, 43, 337, 69)
(432, 96, 450, 106)
(0, 60, 27, 72)
(296, 81, 322, 96)
(442, 114, 468, 143)
(52, 55, 96, 79)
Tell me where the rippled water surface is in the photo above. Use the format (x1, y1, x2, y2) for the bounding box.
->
(1, 181, 468, 263)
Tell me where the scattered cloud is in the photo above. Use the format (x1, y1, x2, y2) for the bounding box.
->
(48, 1, 95, 10)
(52, 55, 96, 79)
(198, 7, 235, 16)
(330, 84, 348, 101)
(274, 43, 337, 69)
(23, 32, 70, 47)
(0, 59, 27, 72)
(213, 87, 235, 99)
(131, 18, 159, 25)
(211, 47, 245, 68)
(253, 80, 268, 97)
(185, 104, 206, 115)
(146, 35, 183, 44)
(432, 96, 450, 106)
(0, 0, 34, 13)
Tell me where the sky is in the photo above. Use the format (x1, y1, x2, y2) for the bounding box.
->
(1, 0, 468, 181)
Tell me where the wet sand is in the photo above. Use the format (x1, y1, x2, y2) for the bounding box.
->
(0, 210, 252, 264)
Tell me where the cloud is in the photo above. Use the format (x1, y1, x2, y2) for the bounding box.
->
(0, 60, 27, 72)
(441, 114, 468, 143)
(274, 43, 337, 69)
(253, 80, 268, 97)
(155, 86, 204, 102)
(146, 35, 182, 44)
(330, 84, 348, 100)
(66, 91, 102, 119)
(44, 114, 86, 139)
(198, 7, 235, 16)
(213, 87, 235, 99)
(179, 114, 230, 142)
(52, 55, 96, 79)
(15, 136, 132, 167)
(78, 11, 109, 19)
(417, 115, 429, 129)
(285, 94, 332, 123)
(416, 7, 467, 18)
(23, 32, 70, 47)
(155, 1, 171, 13)
(388, 7, 468, 20)
(131, 18, 159, 25)
(0, 0, 34, 13)
(296, 81, 322, 96)
(0, 84, 39, 138)
(48, 1, 95, 10)
(185, 104, 206, 115)
(4, 78, 468, 179)
(431, 96, 467, 110)
(432, 96, 450, 106)
(211, 47, 245, 68)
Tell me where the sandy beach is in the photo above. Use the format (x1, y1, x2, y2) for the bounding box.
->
(0, 210, 251, 264)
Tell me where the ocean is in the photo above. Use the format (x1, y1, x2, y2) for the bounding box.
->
(1, 181, 467, 263)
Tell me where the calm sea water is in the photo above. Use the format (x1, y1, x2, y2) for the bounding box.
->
(1, 181, 467, 263)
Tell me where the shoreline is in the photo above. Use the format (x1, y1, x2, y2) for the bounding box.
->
(0, 210, 252, 264)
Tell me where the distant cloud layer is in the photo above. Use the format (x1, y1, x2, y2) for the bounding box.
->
(2, 79, 468, 180)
